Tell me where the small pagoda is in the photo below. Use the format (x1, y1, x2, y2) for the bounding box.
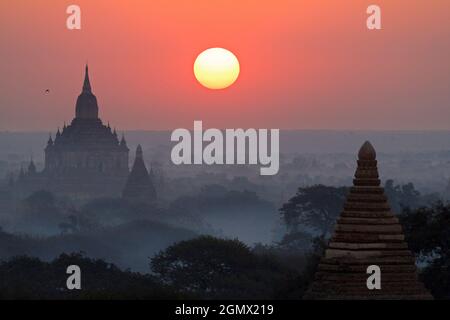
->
(122, 145, 157, 203)
(304, 141, 432, 299)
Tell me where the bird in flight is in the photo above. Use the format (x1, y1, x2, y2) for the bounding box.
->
(45, 89, 50, 94)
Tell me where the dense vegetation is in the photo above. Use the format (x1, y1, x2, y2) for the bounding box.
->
(0, 253, 180, 300)
(0, 181, 449, 299)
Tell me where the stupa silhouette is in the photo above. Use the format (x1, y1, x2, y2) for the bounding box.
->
(305, 141, 432, 299)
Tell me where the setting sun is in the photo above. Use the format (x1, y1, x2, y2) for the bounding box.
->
(194, 48, 240, 90)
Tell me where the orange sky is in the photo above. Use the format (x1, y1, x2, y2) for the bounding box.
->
(1, 0, 449, 131)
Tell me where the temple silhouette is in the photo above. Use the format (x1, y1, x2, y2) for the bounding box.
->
(122, 145, 157, 202)
(12, 65, 156, 203)
(305, 141, 431, 299)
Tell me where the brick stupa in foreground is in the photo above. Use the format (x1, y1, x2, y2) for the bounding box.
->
(305, 141, 432, 300)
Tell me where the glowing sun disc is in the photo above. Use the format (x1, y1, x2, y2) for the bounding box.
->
(194, 48, 240, 90)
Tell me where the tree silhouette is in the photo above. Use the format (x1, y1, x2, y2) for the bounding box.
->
(399, 202, 450, 299)
(279, 185, 348, 237)
(384, 179, 421, 213)
(150, 236, 291, 299)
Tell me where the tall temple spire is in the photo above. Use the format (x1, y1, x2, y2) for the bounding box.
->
(82, 64, 92, 93)
(76, 64, 99, 119)
(304, 141, 432, 300)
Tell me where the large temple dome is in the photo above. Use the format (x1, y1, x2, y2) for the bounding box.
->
(14, 65, 156, 202)
(39, 65, 131, 199)
(53, 65, 121, 149)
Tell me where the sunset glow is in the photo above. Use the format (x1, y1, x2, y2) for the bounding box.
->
(1, 1, 450, 130)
